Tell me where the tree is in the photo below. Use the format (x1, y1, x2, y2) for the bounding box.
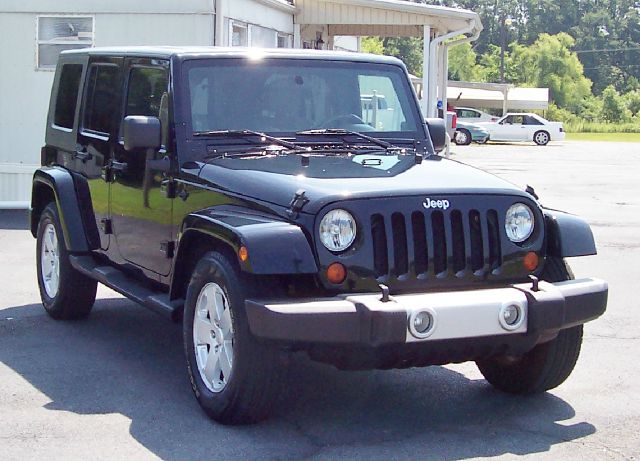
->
(624, 90, 640, 116)
(601, 85, 631, 121)
(360, 37, 384, 55)
(382, 37, 424, 77)
(448, 42, 487, 81)
(511, 33, 592, 111)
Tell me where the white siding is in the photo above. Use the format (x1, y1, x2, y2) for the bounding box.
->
(0, 11, 214, 207)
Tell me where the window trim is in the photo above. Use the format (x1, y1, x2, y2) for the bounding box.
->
(36, 15, 95, 71)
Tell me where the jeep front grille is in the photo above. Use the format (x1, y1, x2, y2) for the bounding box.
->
(370, 208, 503, 280)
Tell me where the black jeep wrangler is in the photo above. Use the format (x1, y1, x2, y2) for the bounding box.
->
(32, 47, 607, 424)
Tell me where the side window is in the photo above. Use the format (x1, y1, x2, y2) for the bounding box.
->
(82, 64, 120, 135)
(524, 115, 543, 125)
(125, 66, 169, 145)
(53, 64, 83, 129)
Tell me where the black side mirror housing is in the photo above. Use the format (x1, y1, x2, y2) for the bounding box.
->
(425, 118, 446, 153)
(123, 116, 161, 152)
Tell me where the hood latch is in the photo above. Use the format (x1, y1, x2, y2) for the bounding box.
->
(286, 189, 309, 218)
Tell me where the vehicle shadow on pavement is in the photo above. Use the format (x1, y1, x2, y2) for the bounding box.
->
(0, 299, 595, 460)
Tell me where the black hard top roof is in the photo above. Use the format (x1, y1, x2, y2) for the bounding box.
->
(60, 46, 405, 66)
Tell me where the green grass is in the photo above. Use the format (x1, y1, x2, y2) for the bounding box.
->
(565, 132, 640, 142)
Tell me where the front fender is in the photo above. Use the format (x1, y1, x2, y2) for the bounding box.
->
(179, 208, 318, 275)
(544, 208, 597, 257)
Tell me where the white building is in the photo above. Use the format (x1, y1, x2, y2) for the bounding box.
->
(0, 0, 480, 208)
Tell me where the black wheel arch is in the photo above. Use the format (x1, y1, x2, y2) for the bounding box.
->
(543, 208, 597, 258)
(170, 207, 318, 301)
(31, 167, 100, 252)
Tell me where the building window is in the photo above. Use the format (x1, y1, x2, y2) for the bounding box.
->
(250, 24, 277, 48)
(277, 33, 292, 48)
(37, 16, 94, 70)
(230, 21, 248, 46)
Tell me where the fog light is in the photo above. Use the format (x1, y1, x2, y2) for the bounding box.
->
(408, 309, 437, 339)
(499, 304, 524, 331)
(414, 311, 433, 333)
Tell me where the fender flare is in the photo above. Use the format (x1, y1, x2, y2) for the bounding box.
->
(31, 167, 96, 252)
(543, 208, 597, 258)
(176, 209, 319, 276)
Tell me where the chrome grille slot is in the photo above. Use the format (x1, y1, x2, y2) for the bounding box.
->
(469, 210, 484, 273)
(371, 214, 388, 277)
(411, 211, 428, 276)
(391, 213, 408, 276)
(450, 210, 465, 274)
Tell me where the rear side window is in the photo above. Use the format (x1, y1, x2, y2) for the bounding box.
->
(53, 64, 83, 129)
(82, 64, 120, 135)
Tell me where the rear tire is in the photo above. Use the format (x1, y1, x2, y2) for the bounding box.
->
(183, 251, 283, 424)
(36, 202, 97, 319)
(476, 257, 583, 394)
(533, 130, 550, 146)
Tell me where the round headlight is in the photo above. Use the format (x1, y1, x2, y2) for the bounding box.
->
(319, 209, 356, 252)
(505, 203, 534, 243)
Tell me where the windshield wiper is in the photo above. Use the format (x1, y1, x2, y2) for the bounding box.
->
(194, 129, 297, 150)
(296, 128, 398, 150)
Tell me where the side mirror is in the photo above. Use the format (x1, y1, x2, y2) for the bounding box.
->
(123, 116, 161, 152)
(425, 118, 446, 153)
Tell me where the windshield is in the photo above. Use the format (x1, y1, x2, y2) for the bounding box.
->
(185, 58, 421, 136)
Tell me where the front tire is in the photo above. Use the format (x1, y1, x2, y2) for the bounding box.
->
(36, 202, 97, 319)
(476, 258, 583, 394)
(454, 128, 472, 145)
(183, 251, 283, 424)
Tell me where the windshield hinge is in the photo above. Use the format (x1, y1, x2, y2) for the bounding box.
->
(286, 189, 309, 218)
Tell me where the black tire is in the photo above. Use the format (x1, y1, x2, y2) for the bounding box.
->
(454, 128, 472, 146)
(533, 130, 550, 146)
(476, 257, 583, 394)
(36, 202, 97, 319)
(183, 251, 283, 424)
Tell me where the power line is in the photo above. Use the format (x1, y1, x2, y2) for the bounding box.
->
(576, 46, 640, 53)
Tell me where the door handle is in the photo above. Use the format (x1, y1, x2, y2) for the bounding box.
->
(74, 149, 93, 162)
(111, 160, 128, 172)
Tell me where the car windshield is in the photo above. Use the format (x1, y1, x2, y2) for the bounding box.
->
(185, 58, 421, 136)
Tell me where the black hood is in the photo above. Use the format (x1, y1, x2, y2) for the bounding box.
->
(194, 153, 529, 214)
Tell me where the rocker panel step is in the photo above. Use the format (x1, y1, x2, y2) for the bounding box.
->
(70, 255, 183, 321)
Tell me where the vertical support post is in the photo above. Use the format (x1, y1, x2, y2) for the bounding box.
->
(422, 26, 431, 117)
(214, 0, 225, 46)
(293, 24, 301, 48)
(502, 87, 509, 115)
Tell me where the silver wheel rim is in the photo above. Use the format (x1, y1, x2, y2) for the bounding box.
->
(458, 131, 469, 144)
(193, 282, 234, 393)
(536, 132, 548, 144)
(41, 223, 60, 299)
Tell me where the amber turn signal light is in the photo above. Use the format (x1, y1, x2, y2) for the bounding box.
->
(326, 262, 347, 284)
(238, 246, 249, 263)
(523, 252, 539, 271)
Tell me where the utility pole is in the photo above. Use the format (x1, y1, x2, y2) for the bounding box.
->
(500, 11, 506, 83)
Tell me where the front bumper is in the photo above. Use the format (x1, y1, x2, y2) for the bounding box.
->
(245, 278, 607, 347)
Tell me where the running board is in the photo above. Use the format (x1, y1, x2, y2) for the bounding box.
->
(69, 255, 183, 321)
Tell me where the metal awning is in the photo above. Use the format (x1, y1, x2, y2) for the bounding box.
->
(296, 0, 480, 36)
(447, 81, 549, 112)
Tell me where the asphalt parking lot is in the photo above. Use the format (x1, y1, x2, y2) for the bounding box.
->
(1, 140, 638, 460)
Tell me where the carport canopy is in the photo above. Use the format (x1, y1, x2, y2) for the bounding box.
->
(447, 81, 550, 113)
(294, 0, 483, 117)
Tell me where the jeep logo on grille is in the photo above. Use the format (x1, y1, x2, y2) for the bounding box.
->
(422, 198, 450, 210)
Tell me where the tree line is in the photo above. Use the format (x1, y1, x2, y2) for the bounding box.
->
(362, 0, 640, 127)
